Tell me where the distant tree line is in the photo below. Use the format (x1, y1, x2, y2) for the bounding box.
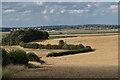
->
(38, 24, 119, 30)
(2, 29, 49, 46)
(1, 24, 119, 32)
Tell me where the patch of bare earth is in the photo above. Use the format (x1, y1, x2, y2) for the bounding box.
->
(3, 34, 118, 78)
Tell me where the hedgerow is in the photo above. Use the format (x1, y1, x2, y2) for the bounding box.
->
(19, 40, 87, 50)
(46, 46, 93, 57)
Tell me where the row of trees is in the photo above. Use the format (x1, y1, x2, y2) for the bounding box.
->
(38, 24, 119, 30)
(19, 40, 92, 51)
(2, 29, 49, 46)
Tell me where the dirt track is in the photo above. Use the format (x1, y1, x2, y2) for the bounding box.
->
(3, 34, 119, 78)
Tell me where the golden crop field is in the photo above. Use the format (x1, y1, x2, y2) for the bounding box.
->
(3, 34, 119, 78)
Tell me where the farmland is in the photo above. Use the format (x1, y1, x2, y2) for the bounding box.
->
(1, 2, 119, 79)
(2, 31, 119, 78)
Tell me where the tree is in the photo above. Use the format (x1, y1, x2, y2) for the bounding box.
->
(58, 40, 65, 48)
(2, 29, 49, 45)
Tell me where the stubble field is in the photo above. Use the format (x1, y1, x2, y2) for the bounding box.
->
(3, 33, 119, 78)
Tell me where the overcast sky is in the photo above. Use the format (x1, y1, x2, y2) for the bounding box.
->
(2, 2, 118, 27)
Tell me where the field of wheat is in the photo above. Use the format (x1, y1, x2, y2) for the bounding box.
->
(3, 33, 119, 78)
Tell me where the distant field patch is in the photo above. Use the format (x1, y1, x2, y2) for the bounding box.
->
(49, 36, 77, 39)
(48, 29, 120, 35)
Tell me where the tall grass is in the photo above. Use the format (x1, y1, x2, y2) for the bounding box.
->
(2, 64, 26, 79)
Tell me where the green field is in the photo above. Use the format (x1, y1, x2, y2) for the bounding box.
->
(49, 36, 77, 39)
(48, 29, 120, 35)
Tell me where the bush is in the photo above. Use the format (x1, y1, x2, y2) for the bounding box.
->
(1, 48, 10, 66)
(84, 46, 92, 52)
(7, 50, 29, 65)
(78, 44, 85, 49)
(27, 52, 40, 62)
(19, 42, 27, 48)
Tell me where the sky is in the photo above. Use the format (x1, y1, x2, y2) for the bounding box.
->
(2, 2, 118, 27)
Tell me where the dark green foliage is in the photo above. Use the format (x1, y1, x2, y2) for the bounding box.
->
(20, 43, 61, 49)
(84, 46, 92, 52)
(7, 50, 29, 65)
(2, 29, 49, 46)
(1, 48, 10, 66)
(1, 48, 42, 66)
(62, 44, 85, 50)
(44, 44, 61, 49)
(46, 47, 93, 57)
(58, 40, 65, 48)
(27, 52, 40, 62)
(19, 42, 27, 48)
(25, 43, 39, 49)
(59, 32, 62, 34)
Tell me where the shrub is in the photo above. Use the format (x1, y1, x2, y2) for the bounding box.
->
(19, 42, 27, 48)
(84, 46, 92, 52)
(27, 52, 40, 62)
(7, 50, 29, 65)
(77, 44, 85, 49)
(1, 48, 10, 66)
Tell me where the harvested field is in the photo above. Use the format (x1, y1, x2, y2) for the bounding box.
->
(3, 34, 119, 78)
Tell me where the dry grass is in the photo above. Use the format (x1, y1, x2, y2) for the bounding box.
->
(2, 64, 26, 78)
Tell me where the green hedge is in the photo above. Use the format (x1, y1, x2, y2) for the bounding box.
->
(25, 43, 39, 49)
(46, 46, 93, 57)
(19, 41, 86, 50)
